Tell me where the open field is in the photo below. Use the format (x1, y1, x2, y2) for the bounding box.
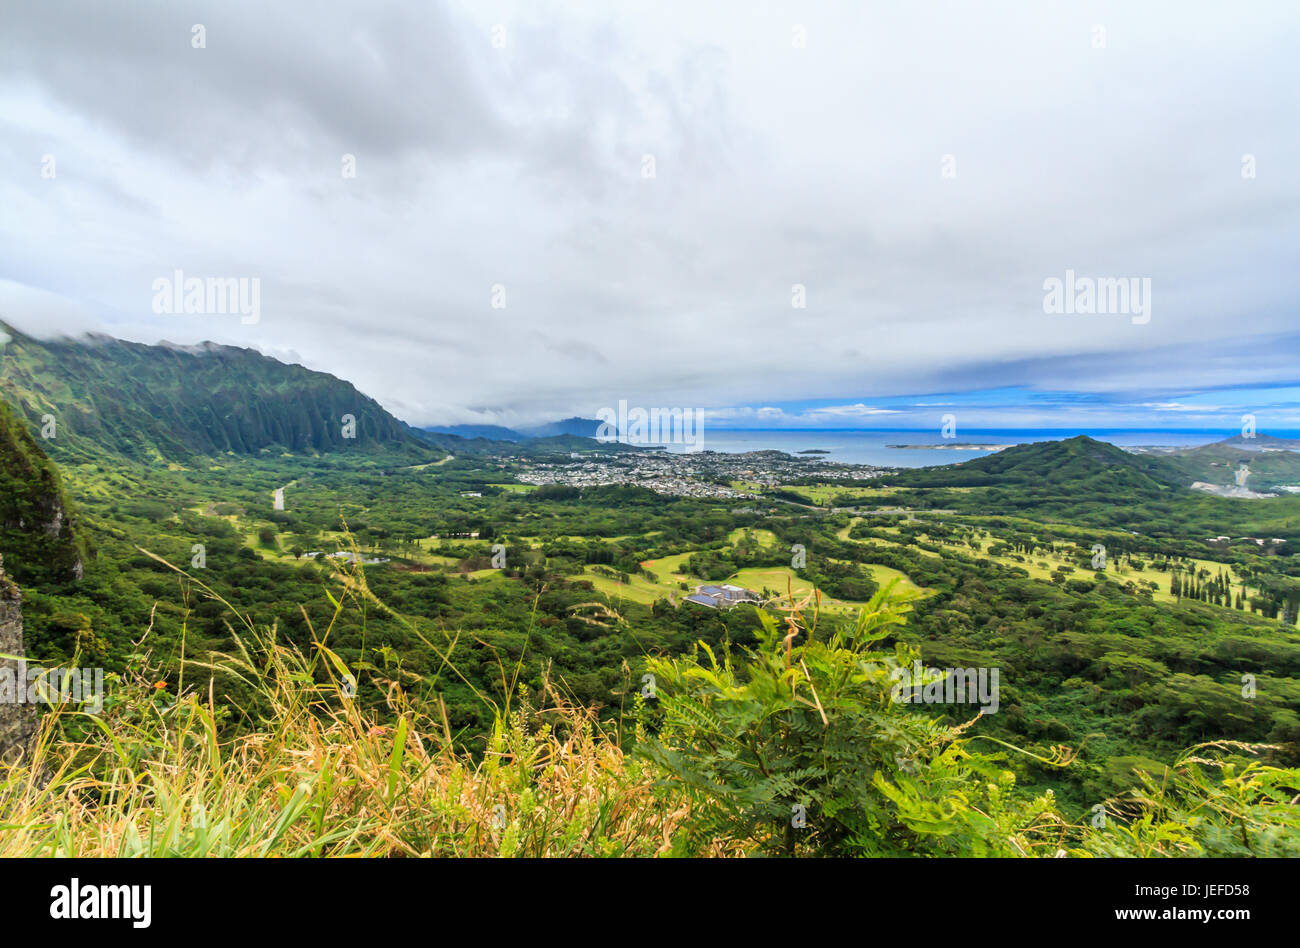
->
(789, 484, 901, 505)
(207, 485, 1252, 622)
(728, 527, 779, 546)
(725, 566, 872, 611)
(836, 517, 941, 557)
(823, 558, 926, 597)
(922, 530, 1244, 608)
(570, 562, 879, 612)
(565, 521, 927, 612)
(571, 567, 668, 605)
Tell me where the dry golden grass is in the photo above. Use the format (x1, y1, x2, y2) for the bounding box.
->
(0, 631, 714, 857)
(0, 547, 735, 858)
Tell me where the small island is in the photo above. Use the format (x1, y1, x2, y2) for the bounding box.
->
(797, 449, 831, 454)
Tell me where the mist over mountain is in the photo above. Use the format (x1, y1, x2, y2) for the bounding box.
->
(0, 323, 663, 467)
(423, 424, 529, 442)
(516, 417, 605, 439)
(0, 323, 426, 461)
(425, 418, 623, 445)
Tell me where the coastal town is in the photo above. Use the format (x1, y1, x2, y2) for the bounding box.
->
(513, 448, 889, 499)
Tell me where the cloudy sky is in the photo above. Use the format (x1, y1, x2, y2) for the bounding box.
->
(1, 0, 1297, 431)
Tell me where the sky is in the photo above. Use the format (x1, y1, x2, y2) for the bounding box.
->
(1, 0, 1297, 433)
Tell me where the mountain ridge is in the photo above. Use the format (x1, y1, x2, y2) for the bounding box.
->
(0, 321, 438, 462)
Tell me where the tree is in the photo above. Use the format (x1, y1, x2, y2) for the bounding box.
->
(639, 582, 1059, 856)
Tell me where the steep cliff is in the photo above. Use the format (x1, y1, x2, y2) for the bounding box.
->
(0, 397, 80, 760)
(0, 396, 84, 588)
(0, 558, 35, 761)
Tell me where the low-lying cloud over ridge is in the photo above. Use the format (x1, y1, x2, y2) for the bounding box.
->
(1, 0, 1297, 430)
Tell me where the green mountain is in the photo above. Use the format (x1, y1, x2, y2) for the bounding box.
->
(879, 435, 1198, 527)
(0, 323, 428, 461)
(0, 397, 84, 588)
(1136, 437, 1300, 492)
(888, 435, 1183, 492)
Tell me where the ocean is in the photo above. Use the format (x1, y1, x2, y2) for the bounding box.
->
(662, 428, 1260, 468)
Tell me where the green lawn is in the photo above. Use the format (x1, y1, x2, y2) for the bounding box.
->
(571, 567, 666, 605)
(728, 527, 779, 546)
(925, 532, 1244, 608)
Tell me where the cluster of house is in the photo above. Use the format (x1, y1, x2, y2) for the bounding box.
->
(684, 584, 761, 610)
(302, 551, 391, 565)
(1204, 536, 1286, 546)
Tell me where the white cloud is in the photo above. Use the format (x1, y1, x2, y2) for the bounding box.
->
(805, 404, 903, 418)
(0, 1, 1297, 426)
(1140, 402, 1224, 412)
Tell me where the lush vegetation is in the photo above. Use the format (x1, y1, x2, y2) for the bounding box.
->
(5, 434, 1298, 817)
(2, 581, 1294, 857)
(4, 332, 1300, 855)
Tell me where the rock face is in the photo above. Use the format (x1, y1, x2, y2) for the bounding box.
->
(0, 558, 36, 762)
(0, 397, 84, 588)
(0, 397, 83, 761)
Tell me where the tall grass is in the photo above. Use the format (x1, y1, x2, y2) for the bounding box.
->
(0, 552, 719, 858)
(2, 550, 1296, 857)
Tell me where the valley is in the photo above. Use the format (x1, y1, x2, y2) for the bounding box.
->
(5, 0, 1298, 877)
(3, 327, 1300, 853)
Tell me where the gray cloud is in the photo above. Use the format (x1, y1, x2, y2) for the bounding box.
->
(0, 0, 1297, 428)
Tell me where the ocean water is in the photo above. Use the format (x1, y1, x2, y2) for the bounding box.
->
(662, 428, 1252, 468)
